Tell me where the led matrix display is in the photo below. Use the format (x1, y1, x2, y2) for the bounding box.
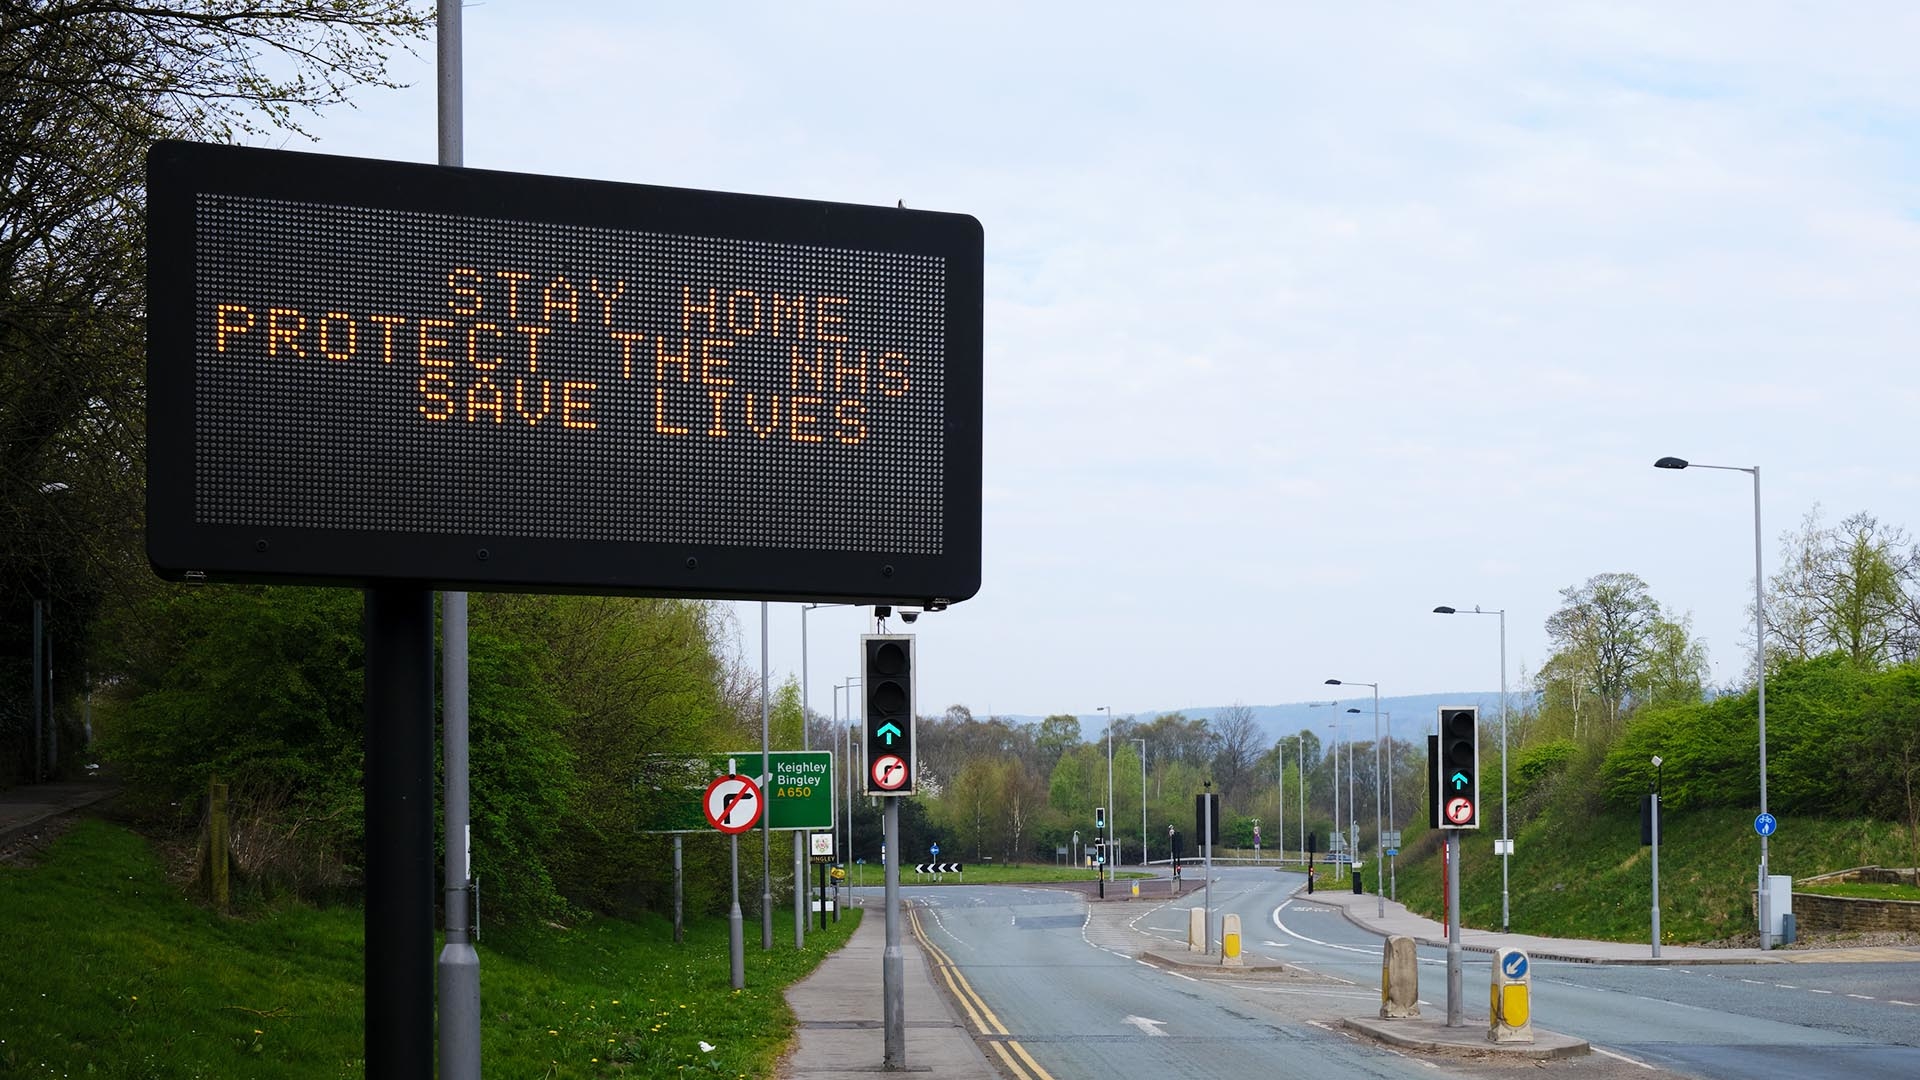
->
(148, 142, 982, 604)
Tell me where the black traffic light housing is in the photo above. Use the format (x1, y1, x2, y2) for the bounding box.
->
(1095, 806, 1106, 830)
(1438, 706, 1479, 829)
(862, 634, 916, 795)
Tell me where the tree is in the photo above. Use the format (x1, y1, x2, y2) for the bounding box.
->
(1768, 507, 1917, 669)
(2, 1, 430, 782)
(1210, 702, 1261, 799)
(1034, 713, 1081, 773)
(1544, 572, 1664, 731)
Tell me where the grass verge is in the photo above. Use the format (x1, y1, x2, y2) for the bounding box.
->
(0, 818, 858, 1078)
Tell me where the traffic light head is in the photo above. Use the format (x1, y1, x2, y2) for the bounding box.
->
(862, 635, 916, 795)
(1438, 706, 1479, 829)
(1095, 806, 1106, 830)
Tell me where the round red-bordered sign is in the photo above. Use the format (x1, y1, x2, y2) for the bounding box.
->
(871, 754, 909, 792)
(704, 773, 764, 834)
(1444, 796, 1476, 826)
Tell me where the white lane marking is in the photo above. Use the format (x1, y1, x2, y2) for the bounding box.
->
(1270, 900, 1378, 956)
(1807, 989, 1833, 995)
(1740, 978, 1765, 985)
(1774, 984, 1798, 990)
(1123, 1015, 1168, 1037)
(1262, 940, 1291, 948)
(1890, 1000, 1920, 1007)
(1592, 1045, 1657, 1070)
(1848, 993, 1875, 1000)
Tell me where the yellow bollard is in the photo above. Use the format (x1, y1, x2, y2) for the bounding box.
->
(1221, 913, 1243, 966)
(1488, 948, 1534, 1043)
(1131, 881, 1139, 898)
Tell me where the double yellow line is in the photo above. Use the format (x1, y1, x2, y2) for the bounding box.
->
(907, 906, 1056, 1080)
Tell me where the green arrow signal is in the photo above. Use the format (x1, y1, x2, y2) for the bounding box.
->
(1450, 771, 1470, 790)
(877, 722, 902, 745)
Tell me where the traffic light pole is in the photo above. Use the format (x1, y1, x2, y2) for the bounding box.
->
(1446, 831, 1462, 1028)
(882, 795, 904, 1068)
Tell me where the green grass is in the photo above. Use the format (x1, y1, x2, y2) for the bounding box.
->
(1391, 807, 1918, 945)
(0, 819, 858, 1078)
(1797, 881, 1920, 901)
(879, 861, 1151, 886)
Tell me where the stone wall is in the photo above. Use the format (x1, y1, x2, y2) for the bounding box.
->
(1790, 892, 1920, 933)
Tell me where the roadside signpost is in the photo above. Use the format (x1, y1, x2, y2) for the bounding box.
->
(638, 752, 835, 833)
(702, 773, 763, 835)
(146, 138, 980, 1076)
(1754, 812, 1777, 837)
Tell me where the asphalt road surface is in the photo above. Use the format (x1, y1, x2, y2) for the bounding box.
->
(891, 866, 1920, 1080)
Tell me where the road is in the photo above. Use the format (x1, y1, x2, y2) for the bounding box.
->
(892, 866, 1920, 1080)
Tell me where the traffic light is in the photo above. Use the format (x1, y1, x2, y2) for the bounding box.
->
(1095, 806, 1106, 830)
(1438, 706, 1479, 829)
(862, 635, 915, 795)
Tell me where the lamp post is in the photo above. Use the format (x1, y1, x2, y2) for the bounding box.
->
(1096, 706, 1113, 882)
(1131, 737, 1148, 866)
(835, 678, 861, 870)
(800, 604, 851, 753)
(1432, 605, 1509, 931)
(1656, 455, 1771, 949)
(1308, 702, 1342, 868)
(1329, 680, 1384, 917)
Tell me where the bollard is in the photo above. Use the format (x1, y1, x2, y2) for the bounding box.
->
(1188, 907, 1206, 952)
(1488, 948, 1534, 1044)
(1221, 913, 1243, 966)
(1380, 935, 1420, 1018)
(1131, 881, 1139, 898)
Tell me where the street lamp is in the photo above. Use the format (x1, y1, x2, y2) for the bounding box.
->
(1655, 454, 1772, 949)
(1307, 701, 1343, 864)
(835, 677, 862, 868)
(800, 603, 852, 753)
(1096, 706, 1113, 891)
(1433, 605, 1509, 932)
(1329, 679, 1384, 918)
(1131, 737, 1148, 867)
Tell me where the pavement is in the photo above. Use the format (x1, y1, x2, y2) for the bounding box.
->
(779, 898, 998, 1078)
(0, 778, 119, 849)
(1299, 881, 1920, 965)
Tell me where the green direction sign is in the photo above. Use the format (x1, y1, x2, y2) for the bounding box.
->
(638, 751, 834, 833)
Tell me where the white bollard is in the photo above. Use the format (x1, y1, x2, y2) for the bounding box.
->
(1188, 907, 1206, 953)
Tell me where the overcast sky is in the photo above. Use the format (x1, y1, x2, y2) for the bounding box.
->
(297, 3, 1920, 721)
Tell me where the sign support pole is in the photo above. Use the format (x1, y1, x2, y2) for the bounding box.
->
(365, 585, 434, 1078)
(1445, 831, 1463, 1028)
(729, 832, 745, 989)
(673, 835, 685, 945)
(794, 833, 806, 948)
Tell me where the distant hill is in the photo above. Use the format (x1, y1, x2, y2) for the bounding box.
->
(998, 694, 1510, 746)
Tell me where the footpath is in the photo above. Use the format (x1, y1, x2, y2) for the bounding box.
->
(0, 778, 118, 851)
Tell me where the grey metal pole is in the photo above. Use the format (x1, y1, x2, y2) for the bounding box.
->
(432, 10, 480, 1070)
(761, 602, 773, 951)
(1277, 741, 1285, 865)
(1203, 786, 1214, 953)
(1297, 736, 1305, 858)
(1104, 707, 1114, 889)
(1446, 831, 1463, 1027)
(1499, 609, 1510, 932)
(1373, 687, 1383, 917)
(1651, 790, 1662, 958)
(794, 832, 806, 948)
(1134, 738, 1147, 866)
(437, 590, 479, 1080)
(729, 832, 745, 989)
(1753, 465, 1771, 951)
(673, 834, 684, 944)
(882, 796, 904, 1067)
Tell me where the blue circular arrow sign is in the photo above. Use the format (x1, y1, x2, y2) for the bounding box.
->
(1755, 812, 1778, 837)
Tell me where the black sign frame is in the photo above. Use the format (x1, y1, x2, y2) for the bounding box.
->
(146, 140, 982, 605)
